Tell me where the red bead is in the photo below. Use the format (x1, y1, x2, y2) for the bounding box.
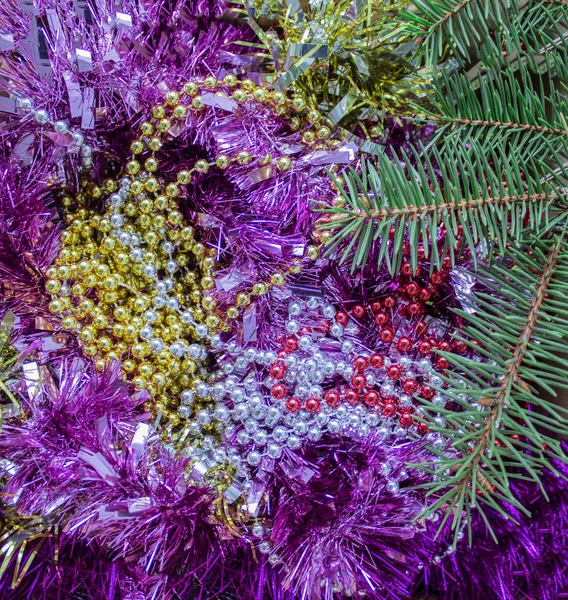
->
(418, 341, 432, 354)
(370, 353, 384, 368)
(305, 397, 321, 413)
(438, 341, 451, 352)
(286, 336, 299, 351)
(351, 373, 367, 389)
(344, 389, 359, 405)
(415, 321, 428, 337)
(398, 304, 409, 318)
(417, 422, 429, 435)
(442, 256, 452, 268)
(371, 301, 382, 314)
(417, 246, 426, 260)
(400, 405, 413, 414)
(405, 282, 419, 296)
(407, 302, 421, 316)
(430, 272, 444, 285)
(351, 304, 366, 318)
(270, 362, 286, 379)
(353, 356, 369, 371)
(276, 334, 285, 344)
(418, 288, 432, 302)
(363, 390, 380, 406)
(382, 402, 397, 417)
(374, 312, 389, 326)
(403, 378, 419, 394)
(387, 364, 402, 380)
(383, 296, 396, 309)
(421, 385, 435, 400)
(399, 413, 414, 428)
(453, 340, 467, 354)
(335, 311, 349, 325)
(401, 263, 413, 276)
(286, 397, 301, 412)
(381, 327, 395, 343)
(271, 383, 287, 399)
(436, 357, 450, 370)
(325, 390, 340, 407)
(276, 350, 288, 359)
(396, 337, 413, 352)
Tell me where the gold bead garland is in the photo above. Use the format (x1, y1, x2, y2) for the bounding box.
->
(46, 76, 330, 431)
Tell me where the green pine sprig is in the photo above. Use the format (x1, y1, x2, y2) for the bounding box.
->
(316, 143, 567, 274)
(411, 234, 568, 544)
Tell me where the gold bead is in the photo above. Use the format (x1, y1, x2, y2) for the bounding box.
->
(201, 275, 215, 290)
(183, 81, 199, 96)
(289, 264, 302, 274)
(124, 324, 138, 339)
(181, 226, 194, 240)
(57, 265, 71, 279)
(306, 245, 320, 260)
(191, 97, 204, 110)
(223, 74, 237, 87)
(126, 160, 141, 175)
(277, 156, 292, 171)
(129, 180, 143, 195)
(48, 299, 64, 314)
(173, 105, 187, 120)
(140, 121, 154, 135)
(131, 140, 145, 154)
(177, 170, 192, 185)
(93, 314, 109, 329)
(61, 316, 77, 330)
(205, 315, 220, 329)
(165, 183, 179, 198)
(112, 323, 125, 338)
(123, 359, 137, 373)
(152, 373, 166, 388)
(46, 279, 61, 294)
(165, 91, 180, 105)
(252, 282, 268, 295)
(292, 96, 306, 111)
(232, 89, 247, 102)
(308, 109, 322, 123)
(92, 186, 103, 199)
(148, 137, 162, 151)
(145, 158, 159, 172)
(242, 78, 256, 91)
(72, 282, 86, 296)
(138, 361, 154, 377)
(271, 92, 286, 106)
(226, 306, 239, 319)
(258, 153, 272, 166)
(152, 105, 166, 119)
(302, 131, 315, 143)
(236, 151, 253, 165)
(132, 376, 147, 390)
(331, 176, 345, 191)
(215, 154, 230, 169)
(203, 76, 217, 88)
(83, 344, 98, 358)
(236, 292, 250, 306)
(154, 195, 168, 210)
(195, 159, 209, 173)
(105, 179, 118, 192)
(132, 343, 147, 358)
(97, 336, 113, 352)
(80, 326, 96, 343)
(45, 267, 58, 279)
(253, 88, 267, 102)
(167, 210, 183, 226)
(201, 295, 217, 311)
(270, 272, 285, 286)
(139, 198, 154, 214)
(317, 126, 331, 139)
(157, 118, 171, 133)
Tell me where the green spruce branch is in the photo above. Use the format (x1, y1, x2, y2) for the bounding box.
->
(316, 144, 567, 274)
(413, 235, 568, 543)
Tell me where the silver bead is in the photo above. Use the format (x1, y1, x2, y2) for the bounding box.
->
(197, 409, 212, 425)
(166, 297, 179, 310)
(189, 344, 203, 359)
(252, 524, 265, 537)
(195, 382, 210, 398)
(258, 541, 272, 554)
(110, 214, 124, 228)
(330, 323, 343, 338)
(169, 342, 185, 358)
(265, 407, 281, 426)
(214, 405, 230, 422)
(81, 144, 93, 157)
(267, 443, 282, 459)
(341, 340, 354, 353)
(307, 426, 322, 441)
(144, 264, 157, 278)
(284, 354, 297, 368)
(72, 131, 85, 146)
(150, 338, 164, 353)
(166, 260, 178, 273)
(234, 403, 250, 421)
(244, 418, 259, 434)
(194, 324, 208, 338)
(273, 426, 288, 443)
(285, 320, 299, 334)
(289, 301, 302, 315)
(322, 304, 336, 318)
(131, 248, 144, 262)
(118, 232, 131, 245)
(253, 430, 268, 446)
(328, 419, 340, 433)
(386, 480, 399, 493)
(293, 422, 308, 436)
(181, 389, 195, 404)
(287, 435, 301, 449)
(34, 109, 49, 123)
(306, 298, 320, 309)
(18, 97, 34, 111)
(54, 120, 69, 133)
(247, 450, 262, 466)
(213, 448, 227, 463)
(237, 430, 250, 445)
(212, 383, 226, 400)
(139, 325, 153, 339)
(181, 310, 194, 324)
(298, 336, 312, 350)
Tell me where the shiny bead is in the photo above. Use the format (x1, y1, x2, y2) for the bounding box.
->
(152, 105, 166, 118)
(130, 140, 145, 154)
(157, 118, 171, 133)
(195, 159, 209, 173)
(203, 76, 217, 88)
(148, 137, 162, 151)
(165, 183, 179, 198)
(183, 81, 199, 96)
(144, 158, 158, 172)
(271, 383, 287, 399)
(276, 156, 292, 171)
(140, 121, 154, 135)
(165, 91, 180, 105)
(305, 397, 321, 413)
(126, 160, 140, 175)
(236, 151, 253, 165)
(286, 397, 301, 412)
(215, 154, 231, 169)
(270, 272, 285, 286)
(223, 74, 237, 87)
(253, 88, 267, 102)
